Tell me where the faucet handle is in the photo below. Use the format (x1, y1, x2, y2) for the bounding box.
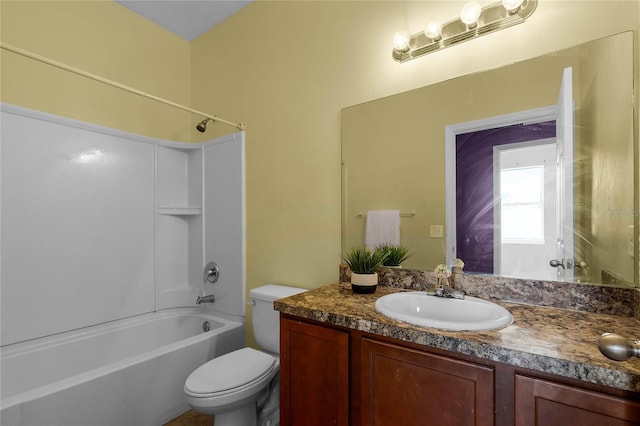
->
(205, 261, 220, 284)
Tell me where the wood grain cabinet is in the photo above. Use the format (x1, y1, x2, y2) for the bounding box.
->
(360, 337, 495, 426)
(515, 375, 640, 425)
(280, 317, 349, 426)
(280, 314, 640, 426)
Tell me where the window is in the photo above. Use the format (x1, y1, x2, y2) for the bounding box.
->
(500, 165, 545, 243)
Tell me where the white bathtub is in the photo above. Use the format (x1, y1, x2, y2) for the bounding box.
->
(0, 307, 244, 426)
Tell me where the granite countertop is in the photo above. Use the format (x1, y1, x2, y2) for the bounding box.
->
(275, 283, 640, 393)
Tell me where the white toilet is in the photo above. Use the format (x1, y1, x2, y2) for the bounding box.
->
(184, 284, 306, 426)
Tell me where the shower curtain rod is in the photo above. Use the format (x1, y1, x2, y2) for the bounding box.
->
(1, 43, 245, 131)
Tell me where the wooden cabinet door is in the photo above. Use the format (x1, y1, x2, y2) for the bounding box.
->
(280, 317, 349, 426)
(360, 338, 495, 426)
(515, 375, 640, 425)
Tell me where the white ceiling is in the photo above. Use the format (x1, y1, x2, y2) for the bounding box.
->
(115, 0, 251, 41)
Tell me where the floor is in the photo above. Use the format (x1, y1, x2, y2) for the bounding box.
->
(163, 410, 214, 426)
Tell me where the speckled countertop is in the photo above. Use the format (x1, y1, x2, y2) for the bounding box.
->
(275, 283, 640, 393)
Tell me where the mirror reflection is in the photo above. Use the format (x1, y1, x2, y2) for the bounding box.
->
(342, 32, 636, 287)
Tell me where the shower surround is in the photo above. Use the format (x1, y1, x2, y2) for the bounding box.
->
(0, 103, 246, 424)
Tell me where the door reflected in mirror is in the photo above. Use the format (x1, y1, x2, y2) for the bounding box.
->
(342, 32, 636, 287)
(495, 142, 557, 280)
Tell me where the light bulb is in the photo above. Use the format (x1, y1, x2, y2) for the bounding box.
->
(460, 2, 482, 26)
(424, 22, 443, 40)
(502, 0, 524, 12)
(393, 31, 411, 52)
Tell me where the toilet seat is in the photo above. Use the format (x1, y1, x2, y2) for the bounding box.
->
(185, 347, 276, 397)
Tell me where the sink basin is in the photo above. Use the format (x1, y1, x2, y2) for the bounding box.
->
(375, 292, 513, 331)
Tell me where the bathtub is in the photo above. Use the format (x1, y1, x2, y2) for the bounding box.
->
(0, 307, 244, 426)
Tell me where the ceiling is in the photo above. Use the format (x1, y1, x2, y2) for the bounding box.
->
(115, 0, 251, 41)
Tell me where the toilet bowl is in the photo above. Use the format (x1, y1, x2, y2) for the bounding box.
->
(184, 284, 306, 426)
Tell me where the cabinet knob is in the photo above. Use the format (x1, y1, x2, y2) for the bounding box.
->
(598, 333, 640, 361)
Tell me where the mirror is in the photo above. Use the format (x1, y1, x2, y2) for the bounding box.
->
(342, 32, 636, 287)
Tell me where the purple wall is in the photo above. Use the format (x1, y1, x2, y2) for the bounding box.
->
(455, 121, 556, 274)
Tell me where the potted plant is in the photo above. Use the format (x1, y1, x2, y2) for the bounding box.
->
(342, 246, 389, 294)
(377, 244, 412, 268)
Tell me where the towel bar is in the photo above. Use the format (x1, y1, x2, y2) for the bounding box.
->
(356, 211, 416, 217)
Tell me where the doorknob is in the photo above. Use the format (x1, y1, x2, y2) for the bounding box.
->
(205, 261, 220, 284)
(549, 258, 573, 269)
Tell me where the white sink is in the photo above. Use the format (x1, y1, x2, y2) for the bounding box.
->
(375, 291, 513, 331)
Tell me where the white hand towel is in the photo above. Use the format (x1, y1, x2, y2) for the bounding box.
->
(365, 210, 400, 249)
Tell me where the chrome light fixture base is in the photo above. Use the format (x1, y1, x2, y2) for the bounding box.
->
(392, 0, 537, 63)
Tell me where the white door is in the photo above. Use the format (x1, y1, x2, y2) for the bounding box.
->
(553, 67, 575, 281)
(494, 141, 557, 280)
(445, 67, 574, 280)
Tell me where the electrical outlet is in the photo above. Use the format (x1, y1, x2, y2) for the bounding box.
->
(430, 225, 443, 238)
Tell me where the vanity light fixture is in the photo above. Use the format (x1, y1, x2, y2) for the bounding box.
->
(424, 22, 443, 41)
(460, 2, 482, 28)
(393, 31, 411, 52)
(392, 0, 537, 63)
(502, 0, 525, 13)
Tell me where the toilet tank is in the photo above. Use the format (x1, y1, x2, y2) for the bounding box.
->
(250, 284, 306, 354)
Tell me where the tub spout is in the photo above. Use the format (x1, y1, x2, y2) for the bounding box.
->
(196, 294, 215, 304)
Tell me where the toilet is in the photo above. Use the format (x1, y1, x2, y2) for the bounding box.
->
(184, 284, 306, 426)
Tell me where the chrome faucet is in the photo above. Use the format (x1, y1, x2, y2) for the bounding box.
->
(196, 294, 216, 304)
(434, 285, 465, 299)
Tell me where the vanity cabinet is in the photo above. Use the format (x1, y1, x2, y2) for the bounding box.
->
(515, 375, 640, 425)
(280, 314, 640, 426)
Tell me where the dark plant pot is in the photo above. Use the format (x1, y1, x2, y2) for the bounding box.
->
(351, 283, 378, 294)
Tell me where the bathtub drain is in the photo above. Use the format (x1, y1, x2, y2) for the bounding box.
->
(202, 321, 211, 332)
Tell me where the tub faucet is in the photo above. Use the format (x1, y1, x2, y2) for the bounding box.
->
(196, 294, 215, 304)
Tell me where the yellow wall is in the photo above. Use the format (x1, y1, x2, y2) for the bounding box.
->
(190, 0, 639, 345)
(1, 0, 192, 141)
(577, 35, 635, 284)
(2, 1, 638, 347)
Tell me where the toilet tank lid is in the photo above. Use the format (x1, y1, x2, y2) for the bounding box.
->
(250, 284, 307, 302)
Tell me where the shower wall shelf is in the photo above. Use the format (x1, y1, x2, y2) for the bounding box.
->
(156, 143, 204, 309)
(157, 206, 202, 216)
